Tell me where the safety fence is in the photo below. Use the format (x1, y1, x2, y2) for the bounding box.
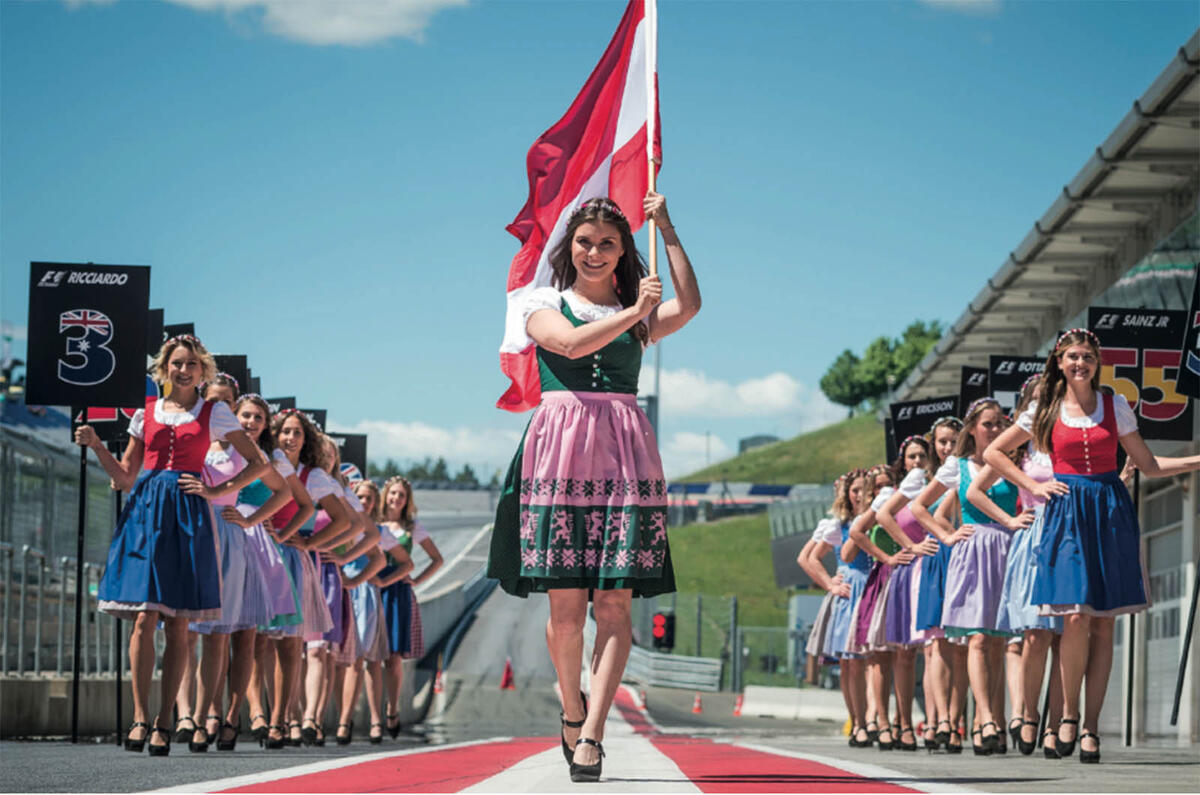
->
(0, 541, 126, 676)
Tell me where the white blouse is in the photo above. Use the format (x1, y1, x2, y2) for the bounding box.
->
(870, 486, 896, 512)
(1016, 394, 1137, 437)
(271, 448, 296, 478)
(934, 455, 983, 490)
(302, 467, 340, 502)
(128, 398, 241, 442)
(811, 517, 843, 546)
(897, 468, 926, 500)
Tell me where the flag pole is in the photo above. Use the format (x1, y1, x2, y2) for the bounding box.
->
(646, 0, 659, 278)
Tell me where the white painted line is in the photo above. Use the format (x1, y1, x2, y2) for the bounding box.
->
(149, 737, 511, 794)
(731, 741, 982, 794)
(463, 691, 699, 793)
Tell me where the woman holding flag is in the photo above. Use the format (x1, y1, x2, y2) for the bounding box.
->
(489, 190, 700, 782)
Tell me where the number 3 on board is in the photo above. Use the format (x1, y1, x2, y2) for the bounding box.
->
(57, 309, 117, 386)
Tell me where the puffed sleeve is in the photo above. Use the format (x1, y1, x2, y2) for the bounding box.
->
(271, 448, 295, 478)
(343, 486, 364, 512)
(870, 486, 895, 512)
(305, 469, 340, 502)
(935, 456, 960, 489)
(127, 408, 146, 440)
(412, 522, 431, 545)
(898, 468, 926, 500)
(208, 401, 243, 441)
(1016, 400, 1037, 433)
(1112, 394, 1138, 436)
(818, 520, 843, 546)
(521, 286, 563, 331)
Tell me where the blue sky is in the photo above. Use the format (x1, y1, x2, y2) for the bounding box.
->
(2, 0, 1196, 479)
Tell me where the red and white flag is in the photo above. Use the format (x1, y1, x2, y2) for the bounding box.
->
(497, 0, 661, 412)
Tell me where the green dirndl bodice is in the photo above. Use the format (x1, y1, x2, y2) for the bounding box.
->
(487, 297, 675, 599)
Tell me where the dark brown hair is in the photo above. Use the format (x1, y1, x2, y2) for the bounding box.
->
(548, 198, 649, 344)
(1032, 330, 1103, 454)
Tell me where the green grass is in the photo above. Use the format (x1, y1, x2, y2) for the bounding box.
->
(665, 514, 789, 660)
(677, 413, 885, 484)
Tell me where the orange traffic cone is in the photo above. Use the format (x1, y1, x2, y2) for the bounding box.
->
(732, 693, 744, 717)
(691, 693, 703, 714)
(499, 657, 517, 691)
(638, 688, 648, 711)
(434, 668, 445, 695)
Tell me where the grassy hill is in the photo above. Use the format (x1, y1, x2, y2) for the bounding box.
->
(677, 413, 885, 484)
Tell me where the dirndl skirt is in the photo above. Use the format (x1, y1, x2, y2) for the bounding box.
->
(350, 582, 388, 663)
(273, 543, 333, 638)
(884, 561, 921, 647)
(850, 562, 892, 652)
(1032, 470, 1150, 617)
(192, 509, 273, 633)
(806, 591, 836, 660)
(997, 504, 1062, 634)
(942, 523, 1014, 635)
(488, 391, 674, 599)
(312, 555, 346, 645)
(237, 503, 301, 623)
(330, 594, 359, 665)
(914, 541, 952, 633)
(824, 565, 869, 658)
(98, 470, 221, 621)
(381, 578, 425, 658)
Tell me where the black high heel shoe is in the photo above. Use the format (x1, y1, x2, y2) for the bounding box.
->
(148, 725, 172, 757)
(897, 726, 918, 751)
(1008, 717, 1023, 749)
(561, 691, 589, 764)
(216, 720, 240, 752)
(980, 721, 1001, 754)
(386, 713, 402, 739)
(876, 725, 895, 751)
(570, 738, 605, 783)
(971, 728, 991, 756)
(865, 721, 879, 743)
(173, 716, 197, 745)
(945, 729, 963, 755)
(315, 725, 326, 747)
(250, 714, 269, 745)
(124, 721, 150, 753)
(934, 719, 951, 749)
(923, 724, 937, 751)
(336, 722, 353, 746)
(1056, 717, 1079, 758)
(1043, 729, 1060, 759)
(848, 725, 870, 748)
(288, 720, 303, 747)
(265, 725, 286, 750)
(188, 725, 210, 753)
(369, 723, 384, 745)
(300, 718, 318, 747)
(1017, 720, 1038, 756)
(1078, 731, 1100, 764)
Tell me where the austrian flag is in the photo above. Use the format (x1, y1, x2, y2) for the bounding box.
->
(497, 0, 662, 412)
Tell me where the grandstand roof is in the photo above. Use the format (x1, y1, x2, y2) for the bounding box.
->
(895, 30, 1200, 402)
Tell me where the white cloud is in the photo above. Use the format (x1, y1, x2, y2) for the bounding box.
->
(329, 418, 520, 474)
(917, 0, 1001, 16)
(657, 431, 732, 480)
(161, 0, 468, 46)
(641, 366, 845, 427)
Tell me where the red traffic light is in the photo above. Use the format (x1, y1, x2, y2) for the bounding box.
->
(652, 626, 665, 638)
(653, 613, 667, 627)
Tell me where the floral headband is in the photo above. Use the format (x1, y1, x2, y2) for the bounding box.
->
(1056, 327, 1101, 349)
(213, 372, 239, 390)
(928, 415, 963, 433)
(1019, 373, 1042, 394)
(898, 434, 929, 452)
(165, 333, 202, 348)
(965, 396, 1001, 418)
(572, 197, 626, 222)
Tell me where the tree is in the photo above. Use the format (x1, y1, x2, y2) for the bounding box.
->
(453, 463, 479, 487)
(855, 336, 895, 404)
(819, 349, 867, 416)
(382, 458, 402, 478)
(367, 460, 382, 477)
(889, 320, 943, 384)
(431, 457, 450, 483)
